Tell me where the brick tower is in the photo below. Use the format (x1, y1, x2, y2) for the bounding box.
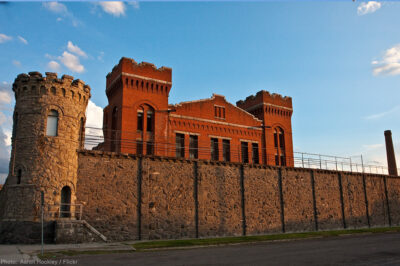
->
(0, 72, 91, 221)
(236, 91, 294, 166)
(103, 57, 172, 155)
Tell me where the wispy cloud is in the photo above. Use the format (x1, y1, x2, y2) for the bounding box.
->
(0, 33, 12, 44)
(17, 36, 28, 45)
(42, 2, 80, 27)
(47, 61, 61, 72)
(98, 2, 126, 17)
(372, 44, 400, 76)
(357, 1, 381, 16)
(67, 41, 87, 58)
(128, 1, 140, 9)
(364, 105, 400, 120)
(0, 91, 12, 105)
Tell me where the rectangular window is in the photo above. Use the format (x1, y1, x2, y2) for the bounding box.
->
(279, 133, 285, 148)
(176, 133, 185, 158)
(147, 111, 153, 132)
(189, 135, 198, 159)
(275, 154, 279, 166)
(222, 139, 230, 162)
(214, 106, 226, 119)
(274, 132, 278, 148)
(137, 140, 143, 155)
(280, 154, 286, 166)
(252, 143, 259, 164)
(137, 111, 143, 131)
(211, 138, 219, 161)
(241, 142, 249, 163)
(146, 141, 154, 155)
(46, 110, 59, 137)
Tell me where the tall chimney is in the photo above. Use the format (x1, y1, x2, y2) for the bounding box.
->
(384, 130, 398, 176)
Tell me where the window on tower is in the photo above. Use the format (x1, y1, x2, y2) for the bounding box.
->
(46, 110, 59, 137)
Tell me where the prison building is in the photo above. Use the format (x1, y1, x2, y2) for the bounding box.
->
(102, 57, 294, 166)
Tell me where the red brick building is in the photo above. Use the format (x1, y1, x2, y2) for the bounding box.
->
(103, 57, 294, 166)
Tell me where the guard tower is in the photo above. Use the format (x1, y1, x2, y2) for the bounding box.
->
(0, 72, 90, 221)
(236, 91, 294, 166)
(103, 57, 172, 155)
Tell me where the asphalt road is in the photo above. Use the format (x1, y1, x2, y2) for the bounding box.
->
(59, 232, 400, 265)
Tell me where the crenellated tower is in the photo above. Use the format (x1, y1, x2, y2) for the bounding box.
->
(103, 57, 172, 155)
(0, 72, 91, 221)
(237, 90, 294, 166)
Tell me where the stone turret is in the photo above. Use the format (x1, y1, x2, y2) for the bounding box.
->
(0, 72, 91, 222)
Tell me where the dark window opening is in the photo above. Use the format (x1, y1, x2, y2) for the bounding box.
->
(176, 133, 185, 158)
(223, 139, 230, 162)
(252, 143, 259, 164)
(17, 169, 21, 184)
(189, 135, 198, 159)
(274, 130, 278, 148)
(137, 111, 143, 131)
(146, 111, 153, 132)
(279, 130, 285, 148)
(146, 141, 153, 155)
(275, 154, 279, 166)
(280, 154, 286, 166)
(211, 138, 219, 161)
(241, 142, 249, 163)
(60, 186, 71, 218)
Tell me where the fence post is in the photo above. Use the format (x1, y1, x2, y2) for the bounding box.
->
(335, 157, 338, 171)
(302, 153, 304, 168)
(319, 155, 322, 169)
(350, 158, 352, 172)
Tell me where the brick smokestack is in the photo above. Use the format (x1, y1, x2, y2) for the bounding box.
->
(384, 130, 398, 176)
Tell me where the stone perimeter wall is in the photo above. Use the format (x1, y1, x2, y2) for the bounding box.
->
(76, 151, 400, 241)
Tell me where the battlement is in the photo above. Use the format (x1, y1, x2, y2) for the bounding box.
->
(13, 72, 91, 102)
(106, 57, 172, 88)
(236, 90, 292, 111)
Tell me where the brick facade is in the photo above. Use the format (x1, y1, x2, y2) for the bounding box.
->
(103, 57, 294, 166)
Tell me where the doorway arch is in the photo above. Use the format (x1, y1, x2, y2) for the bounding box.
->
(60, 186, 71, 218)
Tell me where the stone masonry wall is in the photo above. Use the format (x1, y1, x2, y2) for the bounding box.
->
(197, 162, 242, 237)
(75, 151, 400, 242)
(341, 173, 369, 228)
(244, 166, 282, 235)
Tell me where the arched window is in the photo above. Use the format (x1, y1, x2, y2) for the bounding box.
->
(60, 186, 71, 218)
(17, 169, 21, 184)
(137, 108, 144, 131)
(46, 110, 59, 136)
(273, 127, 286, 166)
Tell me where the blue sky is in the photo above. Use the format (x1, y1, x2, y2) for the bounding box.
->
(1, 1, 400, 182)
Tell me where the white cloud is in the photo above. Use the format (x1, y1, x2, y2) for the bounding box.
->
(17, 36, 28, 45)
(372, 44, 400, 76)
(0, 33, 12, 44)
(0, 91, 12, 105)
(85, 100, 104, 149)
(42, 2, 80, 27)
(12, 60, 21, 67)
(43, 2, 68, 15)
(357, 1, 381, 16)
(67, 41, 87, 58)
(59, 51, 85, 73)
(47, 61, 62, 72)
(364, 105, 400, 120)
(98, 2, 126, 17)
